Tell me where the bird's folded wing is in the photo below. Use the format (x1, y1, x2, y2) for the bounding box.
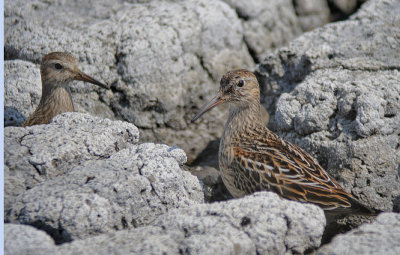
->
(232, 136, 352, 210)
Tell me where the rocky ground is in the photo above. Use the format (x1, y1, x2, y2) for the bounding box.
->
(256, 0, 400, 240)
(4, 0, 400, 254)
(5, 0, 364, 163)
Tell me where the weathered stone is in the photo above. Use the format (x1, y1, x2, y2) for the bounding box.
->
(57, 226, 183, 255)
(223, 0, 302, 61)
(257, 0, 400, 215)
(4, 60, 41, 126)
(4, 0, 399, 253)
(294, 0, 330, 31)
(317, 213, 400, 255)
(4, 0, 255, 163)
(153, 192, 325, 254)
(4, 112, 139, 216)
(5, 223, 56, 255)
(57, 192, 325, 255)
(4, 106, 25, 127)
(331, 0, 359, 15)
(8, 142, 203, 243)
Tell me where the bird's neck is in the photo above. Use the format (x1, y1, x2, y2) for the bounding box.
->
(223, 101, 263, 138)
(39, 82, 74, 113)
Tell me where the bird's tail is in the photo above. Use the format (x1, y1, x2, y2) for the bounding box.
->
(326, 196, 382, 216)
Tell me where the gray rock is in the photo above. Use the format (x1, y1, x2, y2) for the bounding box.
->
(257, 0, 400, 214)
(4, 60, 41, 126)
(4, 0, 255, 163)
(330, 0, 359, 15)
(153, 192, 325, 254)
(223, 0, 303, 61)
(317, 213, 400, 255)
(4, 112, 139, 216)
(4, 106, 26, 127)
(57, 226, 183, 255)
(294, 0, 331, 31)
(57, 192, 325, 255)
(8, 142, 203, 243)
(5, 223, 56, 255)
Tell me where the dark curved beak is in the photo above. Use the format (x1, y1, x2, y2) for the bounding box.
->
(191, 95, 225, 123)
(76, 71, 109, 89)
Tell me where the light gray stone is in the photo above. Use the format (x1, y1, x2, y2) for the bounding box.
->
(57, 192, 325, 255)
(8, 142, 203, 243)
(57, 226, 183, 255)
(4, 0, 254, 163)
(5, 223, 56, 255)
(317, 213, 400, 255)
(331, 0, 359, 15)
(223, 0, 302, 61)
(153, 192, 325, 254)
(294, 0, 331, 31)
(4, 60, 41, 126)
(257, 0, 400, 214)
(4, 112, 139, 216)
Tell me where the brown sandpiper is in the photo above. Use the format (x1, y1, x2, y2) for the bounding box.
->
(22, 52, 108, 127)
(192, 69, 378, 215)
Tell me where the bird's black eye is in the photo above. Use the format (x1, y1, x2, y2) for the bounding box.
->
(238, 80, 244, 87)
(54, 63, 63, 70)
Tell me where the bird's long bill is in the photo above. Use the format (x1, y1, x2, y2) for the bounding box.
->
(191, 95, 225, 122)
(76, 71, 109, 89)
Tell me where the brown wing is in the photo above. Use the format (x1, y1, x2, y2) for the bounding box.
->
(230, 128, 354, 211)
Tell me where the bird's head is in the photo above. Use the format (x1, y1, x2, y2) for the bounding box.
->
(40, 52, 108, 90)
(191, 69, 260, 122)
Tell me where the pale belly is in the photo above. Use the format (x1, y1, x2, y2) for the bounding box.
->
(219, 139, 247, 198)
(220, 168, 247, 198)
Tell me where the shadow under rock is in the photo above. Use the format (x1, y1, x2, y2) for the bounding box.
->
(185, 139, 233, 203)
(30, 220, 73, 245)
(189, 139, 220, 169)
(392, 194, 400, 213)
(322, 213, 375, 245)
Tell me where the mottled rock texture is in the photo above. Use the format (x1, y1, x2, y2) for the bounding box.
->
(317, 213, 400, 255)
(5, 0, 343, 163)
(5, 223, 57, 255)
(4, 60, 41, 126)
(5, 193, 325, 254)
(57, 192, 325, 255)
(222, 0, 303, 62)
(4, 0, 398, 254)
(6, 113, 202, 244)
(294, 0, 330, 31)
(4, 0, 255, 163)
(257, 0, 400, 214)
(4, 112, 139, 215)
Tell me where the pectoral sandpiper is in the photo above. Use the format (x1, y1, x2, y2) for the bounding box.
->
(22, 52, 108, 127)
(192, 69, 378, 215)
